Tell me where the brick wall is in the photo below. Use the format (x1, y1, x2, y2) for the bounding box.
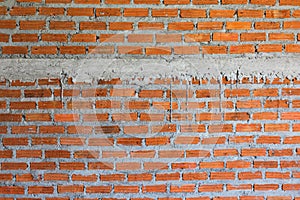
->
(0, 77, 300, 199)
(1, 0, 300, 199)
(1, 0, 300, 56)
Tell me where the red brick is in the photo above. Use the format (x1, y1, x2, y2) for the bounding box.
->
(2, 46, 28, 54)
(0, 186, 24, 194)
(50, 21, 75, 30)
(180, 9, 206, 18)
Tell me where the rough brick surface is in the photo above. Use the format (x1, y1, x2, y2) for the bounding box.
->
(0, 77, 300, 199)
(1, 0, 300, 56)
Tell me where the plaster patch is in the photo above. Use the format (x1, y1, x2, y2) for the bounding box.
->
(0, 56, 300, 83)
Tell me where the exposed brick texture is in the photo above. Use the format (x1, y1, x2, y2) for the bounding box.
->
(1, 0, 300, 56)
(0, 76, 300, 199)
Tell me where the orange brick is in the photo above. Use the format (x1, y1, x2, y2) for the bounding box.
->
(227, 160, 251, 168)
(32, 138, 57, 145)
(251, 0, 276, 5)
(230, 45, 255, 54)
(287, 43, 300, 53)
(80, 21, 106, 30)
(210, 9, 235, 18)
(3, 138, 28, 146)
(124, 8, 149, 16)
(54, 114, 79, 122)
(253, 112, 277, 120)
(60, 46, 86, 54)
(198, 184, 223, 192)
(86, 186, 111, 193)
(241, 32, 266, 41)
(12, 126, 37, 134)
(198, 22, 223, 30)
(213, 33, 238, 41)
(106, 0, 130, 3)
(41, 34, 67, 42)
(128, 34, 153, 43)
(2, 46, 28, 54)
(238, 9, 264, 18)
(241, 148, 266, 156)
(57, 185, 84, 193)
(185, 33, 210, 42)
(258, 44, 282, 52)
(170, 184, 195, 193)
(44, 173, 68, 181)
(229, 136, 254, 144)
(284, 21, 300, 29)
(10, 7, 36, 15)
(281, 161, 300, 168)
(266, 10, 290, 18)
(226, 22, 252, 30)
(236, 124, 261, 132)
(142, 184, 166, 193)
(100, 34, 124, 43)
(222, 0, 247, 4)
(72, 174, 97, 182)
(46, 0, 71, 3)
(110, 22, 133, 30)
(138, 22, 164, 30)
(265, 100, 288, 108)
(71, 34, 97, 42)
(255, 22, 280, 29)
(238, 171, 262, 180)
(134, 0, 160, 3)
(266, 172, 290, 179)
(168, 22, 194, 30)
(254, 88, 278, 96)
(174, 46, 200, 54)
(254, 161, 278, 168)
(45, 150, 70, 158)
(67, 8, 94, 16)
(19, 20, 45, 30)
(0, 186, 24, 194)
(49, 21, 75, 30)
(31, 46, 57, 55)
(265, 123, 289, 132)
(25, 113, 51, 121)
(164, 0, 189, 4)
(257, 136, 281, 144)
(180, 9, 206, 18)
(152, 9, 178, 17)
(60, 162, 85, 170)
(254, 184, 278, 191)
(28, 186, 54, 194)
(96, 8, 121, 16)
(269, 149, 293, 156)
(0, 20, 16, 29)
(280, 0, 300, 5)
(2, 162, 28, 170)
(146, 47, 171, 55)
(210, 172, 235, 180)
(202, 46, 227, 54)
(100, 173, 125, 181)
(39, 7, 64, 15)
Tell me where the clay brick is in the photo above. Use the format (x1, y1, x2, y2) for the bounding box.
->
(50, 21, 75, 30)
(180, 9, 206, 18)
(96, 8, 121, 16)
(152, 9, 178, 17)
(210, 9, 235, 18)
(252, 0, 276, 5)
(10, 7, 36, 15)
(238, 9, 264, 18)
(80, 22, 106, 30)
(2, 46, 28, 54)
(39, 7, 64, 15)
(168, 22, 194, 30)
